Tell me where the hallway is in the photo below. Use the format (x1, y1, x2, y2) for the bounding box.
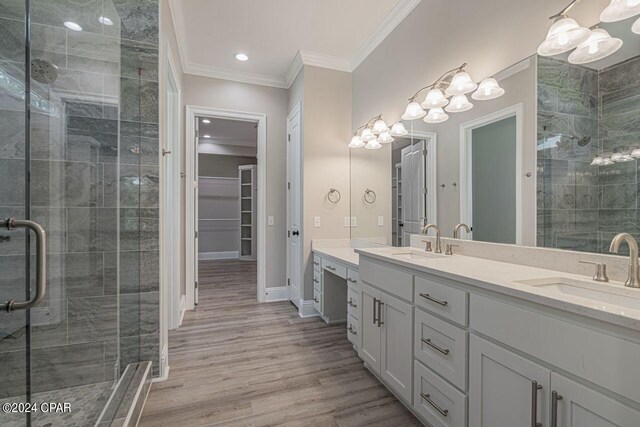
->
(139, 260, 418, 426)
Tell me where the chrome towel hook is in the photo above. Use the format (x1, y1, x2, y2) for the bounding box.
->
(364, 189, 377, 204)
(328, 188, 341, 204)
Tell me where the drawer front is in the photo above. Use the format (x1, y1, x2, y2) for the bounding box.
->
(347, 268, 359, 289)
(347, 286, 359, 319)
(313, 255, 321, 272)
(313, 288, 322, 314)
(415, 276, 468, 326)
(346, 314, 358, 347)
(322, 258, 347, 279)
(415, 309, 467, 390)
(360, 258, 413, 301)
(414, 360, 467, 427)
(313, 270, 322, 292)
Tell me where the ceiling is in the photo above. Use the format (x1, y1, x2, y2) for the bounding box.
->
(169, 0, 421, 87)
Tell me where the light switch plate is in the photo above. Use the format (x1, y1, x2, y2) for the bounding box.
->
(268, 216, 274, 226)
(351, 217, 357, 227)
(344, 217, 351, 227)
(378, 216, 384, 226)
(314, 216, 321, 228)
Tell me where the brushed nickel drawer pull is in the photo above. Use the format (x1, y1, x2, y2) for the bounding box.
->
(313, 261, 319, 266)
(347, 298, 357, 308)
(347, 326, 357, 335)
(347, 278, 357, 283)
(377, 301, 384, 327)
(421, 338, 450, 355)
(551, 391, 563, 427)
(313, 278, 319, 284)
(326, 265, 336, 271)
(419, 292, 448, 306)
(313, 297, 319, 303)
(373, 297, 378, 324)
(421, 393, 448, 417)
(531, 381, 542, 427)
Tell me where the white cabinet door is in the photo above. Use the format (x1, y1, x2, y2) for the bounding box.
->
(380, 292, 414, 403)
(551, 373, 640, 427)
(359, 283, 382, 372)
(469, 335, 550, 427)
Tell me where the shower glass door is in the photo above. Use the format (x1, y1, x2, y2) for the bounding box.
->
(0, 0, 146, 425)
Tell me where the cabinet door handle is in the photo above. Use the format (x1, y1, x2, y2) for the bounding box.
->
(420, 393, 448, 417)
(347, 326, 357, 336)
(372, 297, 378, 324)
(551, 391, 563, 427)
(419, 292, 448, 306)
(314, 297, 319, 303)
(347, 278, 357, 284)
(313, 278, 319, 284)
(347, 298, 357, 308)
(377, 301, 384, 327)
(531, 381, 542, 427)
(326, 265, 336, 271)
(313, 261, 319, 266)
(421, 338, 450, 355)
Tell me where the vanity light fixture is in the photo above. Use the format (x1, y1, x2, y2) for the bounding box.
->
(365, 139, 382, 150)
(371, 119, 390, 134)
(377, 132, 395, 144)
(421, 88, 449, 109)
(348, 135, 365, 148)
(64, 21, 83, 31)
(445, 71, 477, 96)
(349, 114, 393, 149)
(98, 16, 114, 26)
(538, 0, 591, 57)
(423, 107, 449, 124)
(632, 16, 640, 33)
(389, 122, 408, 137)
(401, 101, 427, 120)
(611, 152, 623, 162)
(590, 156, 604, 166)
(632, 148, 640, 158)
(472, 78, 505, 100)
(600, 0, 640, 22)
(360, 128, 377, 141)
(568, 28, 623, 64)
(445, 95, 473, 113)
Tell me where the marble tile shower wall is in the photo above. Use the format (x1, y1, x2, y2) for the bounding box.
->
(0, 0, 160, 399)
(537, 55, 640, 254)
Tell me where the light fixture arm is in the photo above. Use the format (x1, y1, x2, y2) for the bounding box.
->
(354, 114, 383, 135)
(549, 0, 583, 21)
(408, 63, 467, 101)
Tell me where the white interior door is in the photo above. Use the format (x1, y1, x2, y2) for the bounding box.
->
(194, 119, 200, 305)
(287, 105, 302, 307)
(401, 140, 426, 245)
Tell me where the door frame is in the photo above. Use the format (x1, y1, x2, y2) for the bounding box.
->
(185, 105, 267, 305)
(459, 103, 524, 244)
(286, 102, 302, 308)
(410, 131, 438, 228)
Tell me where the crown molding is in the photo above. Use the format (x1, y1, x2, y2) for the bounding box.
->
(284, 50, 304, 88)
(493, 56, 533, 82)
(168, 0, 189, 73)
(350, 0, 422, 70)
(184, 61, 289, 88)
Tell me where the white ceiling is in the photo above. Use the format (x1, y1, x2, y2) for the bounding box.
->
(169, 0, 421, 87)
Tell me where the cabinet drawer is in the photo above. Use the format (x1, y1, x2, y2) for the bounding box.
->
(347, 314, 358, 346)
(347, 268, 359, 289)
(415, 309, 467, 390)
(347, 286, 359, 319)
(360, 258, 413, 301)
(322, 258, 346, 279)
(415, 276, 467, 326)
(313, 271, 322, 292)
(313, 255, 321, 272)
(313, 288, 322, 314)
(414, 360, 467, 427)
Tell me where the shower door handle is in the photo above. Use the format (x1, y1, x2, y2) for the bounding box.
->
(1, 218, 47, 313)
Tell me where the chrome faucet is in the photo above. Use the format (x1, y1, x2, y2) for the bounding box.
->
(421, 224, 442, 254)
(609, 233, 640, 288)
(453, 223, 470, 239)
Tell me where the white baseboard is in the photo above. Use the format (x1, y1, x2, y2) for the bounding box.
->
(298, 299, 320, 317)
(179, 295, 186, 326)
(265, 286, 289, 302)
(198, 251, 238, 260)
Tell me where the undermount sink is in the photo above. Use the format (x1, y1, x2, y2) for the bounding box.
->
(391, 251, 443, 260)
(516, 277, 640, 310)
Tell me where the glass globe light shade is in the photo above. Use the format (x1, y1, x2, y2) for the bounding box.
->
(537, 17, 591, 56)
(348, 135, 365, 149)
(590, 157, 604, 166)
(601, 157, 614, 165)
(371, 119, 389, 134)
(632, 16, 640, 34)
(389, 122, 408, 137)
(472, 78, 505, 100)
(568, 29, 622, 64)
(600, 0, 640, 22)
(365, 139, 382, 150)
(611, 152, 623, 162)
(631, 148, 640, 158)
(445, 71, 477, 96)
(401, 101, 426, 120)
(360, 128, 377, 141)
(619, 154, 635, 162)
(423, 108, 449, 124)
(420, 88, 449, 109)
(377, 132, 394, 144)
(445, 95, 473, 113)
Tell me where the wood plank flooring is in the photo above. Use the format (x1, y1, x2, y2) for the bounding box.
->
(140, 259, 420, 426)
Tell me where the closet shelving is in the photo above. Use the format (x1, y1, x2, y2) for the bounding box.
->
(393, 163, 403, 247)
(239, 165, 258, 260)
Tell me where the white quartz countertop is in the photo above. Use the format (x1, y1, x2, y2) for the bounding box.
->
(355, 246, 640, 331)
(313, 247, 359, 269)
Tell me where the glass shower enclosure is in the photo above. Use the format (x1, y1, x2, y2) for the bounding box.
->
(0, 0, 157, 425)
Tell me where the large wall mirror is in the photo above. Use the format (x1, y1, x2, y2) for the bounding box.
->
(350, 16, 640, 254)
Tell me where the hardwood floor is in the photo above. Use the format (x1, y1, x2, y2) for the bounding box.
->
(140, 259, 421, 426)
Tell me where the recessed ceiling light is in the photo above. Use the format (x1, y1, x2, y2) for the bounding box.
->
(64, 21, 83, 31)
(235, 53, 249, 61)
(99, 16, 114, 26)
(202, 119, 211, 124)
(203, 134, 211, 138)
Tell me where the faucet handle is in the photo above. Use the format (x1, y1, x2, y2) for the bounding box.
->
(421, 240, 432, 252)
(579, 261, 609, 283)
(445, 243, 459, 256)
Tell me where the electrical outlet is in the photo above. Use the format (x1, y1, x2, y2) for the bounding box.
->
(351, 217, 357, 227)
(378, 216, 384, 226)
(314, 216, 321, 228)
(344, 217, 351, 227)
(268, 216, 274, 226)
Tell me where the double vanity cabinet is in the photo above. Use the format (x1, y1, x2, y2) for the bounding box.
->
(352, 248, 640, 427)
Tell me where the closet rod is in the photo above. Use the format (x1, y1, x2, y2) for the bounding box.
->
(199, 218, 241, 221)
(198, 176, 239, 180)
